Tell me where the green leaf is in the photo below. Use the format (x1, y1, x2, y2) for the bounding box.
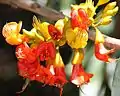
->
(112, 59, 120, 87)
(112, 59, 120, 96)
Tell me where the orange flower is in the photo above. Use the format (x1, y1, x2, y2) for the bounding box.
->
(37, 41, 56, 61)
(95, 28, 115, 62)
(70, 64, 93, 86)
(70, 49, 93, 86)
(47, 50, 68, 88)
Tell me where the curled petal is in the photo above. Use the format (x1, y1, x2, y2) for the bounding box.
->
(95, 28, 115, 62)
(95, 43, 115, 62)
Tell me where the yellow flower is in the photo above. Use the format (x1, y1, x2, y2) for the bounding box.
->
(2, 21, 25, 45)
(66, 27, 88, 49)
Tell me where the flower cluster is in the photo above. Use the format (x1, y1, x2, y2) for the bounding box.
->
(2, 0, 118, 95)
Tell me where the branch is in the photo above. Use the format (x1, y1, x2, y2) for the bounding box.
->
(0, 0, 120, 50)
(0, 0, 65, 21)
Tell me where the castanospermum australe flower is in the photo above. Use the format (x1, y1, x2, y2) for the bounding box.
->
(1, 0, 119, 95)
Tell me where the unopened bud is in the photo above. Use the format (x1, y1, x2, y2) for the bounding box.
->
(100, 16, 112, 25)
(112, 6, 119, 16)
(103, 2, 117, 12)
(103, 6, 118, 17)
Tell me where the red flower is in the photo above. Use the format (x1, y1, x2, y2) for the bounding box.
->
(95, 43, 115, 62)
(95, 28, 115, 62)
(54, 67, 67, 88)
(71, 8, 89, 30)
(16, 43, 37, 63)
(37, 42, 56, 61)
(70, 64, 93, 86)
(48, 24, 62, 40)
(18, 60, 39, 80)
(46, 51, 67, 88)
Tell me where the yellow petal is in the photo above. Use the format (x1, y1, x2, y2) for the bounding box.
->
(95, 28, 104, 43)
(54, 51, 64, 67)
(23, 29, 36, 38)
(2, 22, 19, 38)
(97, 0, 110, 6)
(55, 17, 68, 33)
(66, 28, 76, 45)
(17, 21, 22, 33)
(32, 16, 51, 41)
(66, 28, 88, 49)
(72, 49, 84, 65)
(6, 34, 23, 45)
(39, 22, 51, 40)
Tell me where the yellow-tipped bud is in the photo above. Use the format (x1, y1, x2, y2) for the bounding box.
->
(72, 49, 84, 65)
(112, 6, 119, 16)
(103, 2, 117, 12)
(103, 6, 118, 17)
(100, 16, 112, 25)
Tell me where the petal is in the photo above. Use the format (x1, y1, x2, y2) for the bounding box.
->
(32, 16, 51, 40)
(6, 34, 24, 45)
(95, 28, 104, 43)
(66, 28, 88, 49)
(48, 24, 62, 40)
(72, 49, 84, 65)
(70, 64, 93, 86)
(55, 17, 68, 34)
(95, 43, 115, 62)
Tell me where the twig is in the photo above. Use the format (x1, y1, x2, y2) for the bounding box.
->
(0, 0, 120, 50)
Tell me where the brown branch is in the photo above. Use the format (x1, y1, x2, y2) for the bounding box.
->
(0, 0, 65, 21)
(0, 0, 120, 50)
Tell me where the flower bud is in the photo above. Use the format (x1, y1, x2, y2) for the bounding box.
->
(112, 6, 119, 16)
(103, 2, 117, 12)
(100, 16, 112, 25)
(103, 6, 119, 17)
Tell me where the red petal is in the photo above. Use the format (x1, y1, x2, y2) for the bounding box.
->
(95, 43, 115, 62)
(48, 24, 62, 40)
